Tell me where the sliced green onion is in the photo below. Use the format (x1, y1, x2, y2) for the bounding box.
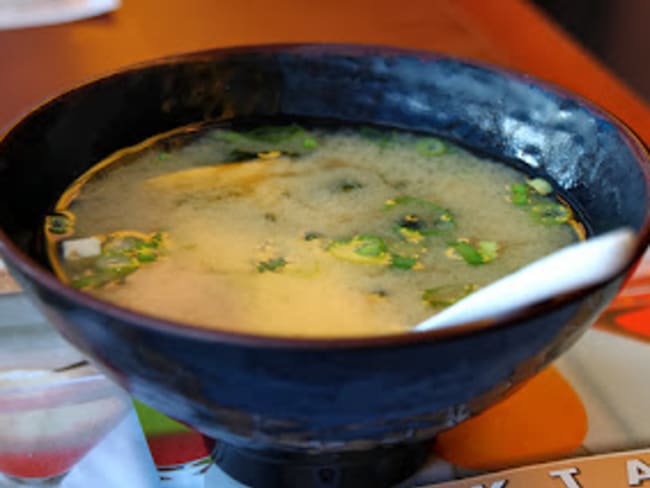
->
(103, 235, 144, 254)
(422, 284, 477, 308)
(352, 235, 386, 257)
(67, 230, 165, 289)
(385, 196, 455, 236)
(477, 241, 499, 262)
(359, 126, 394, 147)
(71, 274, 109, 289)
(530, 202, 571, 224)
(416, 137, 446, 157)
(390, 254, 418, 270)
(136, 249, 158, 263)
(448, 240, 499, 265)
(448, 241, 484, 265)
(46, 212, 75, 236)
(149, 232, 164, 248)
(212, 124, 318, 157)
(95, 254, 139, 277)
(303, 137, 318, 149)
(510, 183, 530, 206)
(527, 178, 553, 195)
(327, 235, 390, 265)
(397, 227, 425, 243)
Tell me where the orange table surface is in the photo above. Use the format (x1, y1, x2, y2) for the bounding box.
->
(0, 0, 649, 146)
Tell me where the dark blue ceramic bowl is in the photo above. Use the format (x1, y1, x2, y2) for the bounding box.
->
(1, 45, 649, 487)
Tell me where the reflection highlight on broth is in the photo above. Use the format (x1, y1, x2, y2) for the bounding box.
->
(45, 123, 583, 337)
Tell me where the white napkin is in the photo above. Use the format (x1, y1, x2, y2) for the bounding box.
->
(63, 407, 160, 488)
(0, 0, 120, 30)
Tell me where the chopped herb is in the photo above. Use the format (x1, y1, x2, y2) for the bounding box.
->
(511, 179, 553, 203)
(422, 284, 477, 308)
(510, 183, 530, 206)
(71, 273, 109, 289)
(303, 137, 318, 149)
(212, 124, 318, 157)
(359, 126, 394, 147)
(257, 257, 287, 273)
(448, 241, 483, 265)
(103, 235, 144, 254)
(530, 202, 571, 224)
(336, 179, 364, 193)
(448, 239, 499, 265)
(158, 152, 171, 161)
(353, 236, 386, 257)
(150, 232, 164, 248)
(509, 180, 573, 226)
(390, 254, 418, 270)
(95, 254, 139, 277)
(327, 235, 391, 265)
(244, 125, 307, 143)
(477, 241, 499, 262)
(416, 137, 446, 157)
(46, 212, 75, 236)
(526, 178, 553, 195)
(370, 289, 388, 298)
(397, 227, 425, 243)
(228, 150, 260, 161)
(70, 230, 166, 289)
(135, 249, 158, 263)
(304, 231, 323, 241)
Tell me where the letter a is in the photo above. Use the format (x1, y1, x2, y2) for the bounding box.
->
(628, 459, 650, 486)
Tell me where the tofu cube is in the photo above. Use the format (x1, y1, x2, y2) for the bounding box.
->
(62, 237, 102, 260)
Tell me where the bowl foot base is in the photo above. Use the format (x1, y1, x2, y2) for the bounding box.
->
(213, 438, 433, 488)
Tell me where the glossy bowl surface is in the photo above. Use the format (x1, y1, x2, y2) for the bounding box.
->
(1, 44, 649, 453)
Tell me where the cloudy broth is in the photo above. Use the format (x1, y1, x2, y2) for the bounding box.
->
(46, 123, 582, 337)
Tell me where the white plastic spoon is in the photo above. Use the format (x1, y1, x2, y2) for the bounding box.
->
(414, 228, 637, 332)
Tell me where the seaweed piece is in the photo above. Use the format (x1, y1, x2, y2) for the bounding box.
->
(257, 257, 287, 273)
(385, 196, 455, 237)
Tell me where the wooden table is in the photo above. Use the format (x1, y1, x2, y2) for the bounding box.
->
(1, 0, 649, 293)
(1, 0, 649, 141)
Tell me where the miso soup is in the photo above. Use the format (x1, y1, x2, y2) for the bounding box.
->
(45, 123, 582, 337)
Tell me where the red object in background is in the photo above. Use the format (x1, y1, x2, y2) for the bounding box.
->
(0, 445, 92, 478)
(609, 302, 650, 338)
(596, 297, 650, 340)
(146, 431, 216, 467)
(593, 251, 650, 341)
(589, 246, 650, 340)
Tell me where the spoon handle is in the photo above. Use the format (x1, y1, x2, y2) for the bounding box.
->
(414, 228, 637, 332)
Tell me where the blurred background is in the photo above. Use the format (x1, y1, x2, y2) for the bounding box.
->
(534, 0, 650, 102)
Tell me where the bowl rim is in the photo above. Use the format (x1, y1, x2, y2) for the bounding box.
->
(1, 42, 650, 349)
